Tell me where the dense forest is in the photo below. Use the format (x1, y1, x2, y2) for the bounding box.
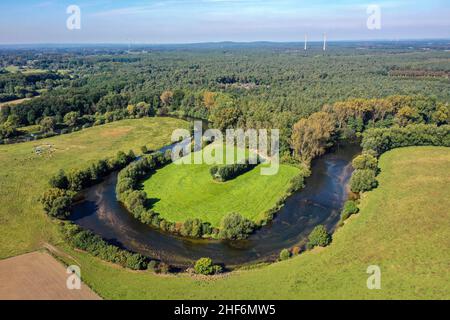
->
(1, 41, 449, 150)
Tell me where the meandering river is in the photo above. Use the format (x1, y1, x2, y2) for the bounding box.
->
(70, 142, 360, 268)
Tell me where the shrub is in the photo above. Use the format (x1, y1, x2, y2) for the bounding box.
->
(40, 188, 73, 219)
(49, 196, 73, 219)
(210, 161, 257, 182)
(210, 166, 219, 177)
(219, 213, 255, 240)
(124, 191, 147, 213)
(307, 225, 331, 249)
(124, 253, 148, 270)
(350, 169, 378, 193)
(141, 145, 148, 154)
(292, 246, 301, 256)
(340, 200, 359, 222)
(194, 258, 222, 275)
(49, 169, 69, 190)
(147, 260, 158, 272)
(287, 174, 306, 193)
(157, 263, 171, 274)
(279, 249, 291, 261)
(61, 223, 148, 270)
(352, 154, 378, 170)
(66, 169, 91, 192)
(362, 124, 450, 156)
(180, 218, 203, 238)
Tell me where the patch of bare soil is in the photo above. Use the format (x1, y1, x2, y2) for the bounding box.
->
(0, 251, 101, 300)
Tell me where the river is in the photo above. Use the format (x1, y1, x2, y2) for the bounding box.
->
(70, 142, 360, 268)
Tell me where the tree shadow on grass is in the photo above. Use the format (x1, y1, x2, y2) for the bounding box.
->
(146, 198, 161, 209)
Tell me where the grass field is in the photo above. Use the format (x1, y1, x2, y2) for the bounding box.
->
(0, 117, 189, 259)
(143, 143, 302, 226)
(60, 146, 450, 299)
(0, 97, 35, 108)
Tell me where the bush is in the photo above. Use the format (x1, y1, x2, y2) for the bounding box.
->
(49, 169, 69, 190)
(292, 246, 301, 256)
(362, 124, 450, 156)
(350, 169, 378, 193)
(340, 200, 359, 222)
(61, 223, 148, 270)
(210, 161, 257, 182)
(352, 154, 378, 170)
(194, 258, 222, 275)
(40, 188, 73, 219)
(218, 213, 255, 240)
(147, 260, 158, 272)
(123, 190, 147, 216)
(157, 263, 170, 274)
(66, 169, 91, 191)
(124, 253, 148, 270)
(180, 218, 203, 238)
(210, 166, 219, 176)
(307, 225, 331, 249)
(287, 174, 306, 193)
(49, 196, 73, 219)
(279, 249, 291, 261)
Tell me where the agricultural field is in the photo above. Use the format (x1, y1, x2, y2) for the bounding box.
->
(0, 117, 189, 259)
(0, 97, 35, 108)
(59, 146, 450, 299)
(143, 143, 302, 226)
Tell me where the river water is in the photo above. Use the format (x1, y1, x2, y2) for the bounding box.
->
(70, 142, 360, 268)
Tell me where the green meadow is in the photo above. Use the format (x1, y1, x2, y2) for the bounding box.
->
(0, 117, 189, 259)
(1, 119, 449, 299)
(143, 143, 302, 226)
(60, 146, 450, 299)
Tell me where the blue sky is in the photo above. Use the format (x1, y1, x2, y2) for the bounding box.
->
(1, 0, 449, 44)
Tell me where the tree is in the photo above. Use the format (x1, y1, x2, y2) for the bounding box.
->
(291, 112, 335, 162)
(0, 120, 17, 139)
(352, 154, 378, 170)
(340, 200, 359, 222)
(126, 104, 135, 116)
(432, 104, 449, 125)
(203, 91, 216, 109)
(180, 218, 203, 238)
(66, 169, 91, 191)
(40, 188, 72, 219)
(135, 102, 152, 117)
(40, 116, 56, 133)
(63, 111, 79, 127)
(279, 249, 291, 261)
(160, 90, 173, 107)
(49, 169, 69, 189)
(350, 169, 378, 193)
(209, 95, 242, 131)
(218, 213, 255, 240)
(307, 225, 331, 249)
(395, 106, 420, 127)
(194, 258, 222, 275)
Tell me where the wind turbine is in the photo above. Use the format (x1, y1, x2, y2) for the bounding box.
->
(304, 34, 308, 51)
(323, 33, 327, 51)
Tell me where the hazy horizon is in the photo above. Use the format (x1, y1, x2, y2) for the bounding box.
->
(1, 0, 450, 44)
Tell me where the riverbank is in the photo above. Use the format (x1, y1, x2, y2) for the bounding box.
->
(0, 117, 189, 259)
(70, 143, 360, 267)
(64, 146, 450, 299)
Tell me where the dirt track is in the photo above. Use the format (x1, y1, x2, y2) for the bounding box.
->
(0, 251, 101, 300)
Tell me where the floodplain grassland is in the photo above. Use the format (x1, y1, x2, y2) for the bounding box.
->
(0, 117, 189, 259)
(143, 143, 302, 226)
(60, 146, 450, 300)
